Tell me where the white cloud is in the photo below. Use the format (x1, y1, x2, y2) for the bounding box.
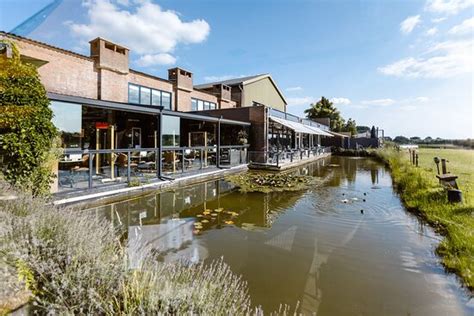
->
(136, 53, 176, 66)
(203, 74, 247, 82)
(425, 0, 473, 15)
(361, 98, 396, 106)
(400, 15, 422, 34)
(426, 27, 438, 36)
(286, 86, 303, 92)
(69, 0, 210, 67)
(330, 97, 351, 105)
(287, 96, 315, 106)
(414, 96, 430, 102)
(431, 17, 447, 23)
(378, 38, 473, 78)
(448, 17, 474, 35)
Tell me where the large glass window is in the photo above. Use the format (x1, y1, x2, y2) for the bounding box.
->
(204, 101, 210, 110)
(140, 87, 151, 105)
(197, 100, 204, 111)
(162, 92, 171, 110)
(51, 101, 82, 149)
(191, 98, 198, 111)
(209, 102, 216, 110)
(151, 90, 161, 106)
(128, 84, 140, 104)
(162, 115, 180, 147)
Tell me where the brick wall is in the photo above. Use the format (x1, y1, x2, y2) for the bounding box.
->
(2, 33, 234, 112)
(2, 35, 99, 99)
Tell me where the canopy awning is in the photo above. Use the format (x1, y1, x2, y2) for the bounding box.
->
(270, 116, 333, 136)
(303, 124, 333, 137)
(328, 131, 350, 138)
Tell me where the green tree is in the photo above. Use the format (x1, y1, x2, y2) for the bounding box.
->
(304, 97, 345, 131)
(393, 136, 409, 144)
(342, 118, 357, 136)
(0, 41, 58, 195)
(356, 126, 370, 133)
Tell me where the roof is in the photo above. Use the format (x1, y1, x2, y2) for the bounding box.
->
(194, 74, 287, 105)
(0, 31, 92, 61)
(194, 74, 267, 89)
(47, 92, 251, 126)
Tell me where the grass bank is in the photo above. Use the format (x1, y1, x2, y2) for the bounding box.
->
(373, 147, 474, 291)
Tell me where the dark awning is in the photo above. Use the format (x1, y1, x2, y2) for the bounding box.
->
(47, 92, 251, 126)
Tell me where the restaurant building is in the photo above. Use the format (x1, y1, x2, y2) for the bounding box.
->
(0, 31, 331, 193)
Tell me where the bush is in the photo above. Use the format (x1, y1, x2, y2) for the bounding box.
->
(0, 40, 58, 196)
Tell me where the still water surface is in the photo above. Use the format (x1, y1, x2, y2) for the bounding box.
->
(86, 156, 473, 315)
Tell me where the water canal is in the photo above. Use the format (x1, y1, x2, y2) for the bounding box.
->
(84, 156, 473, 315)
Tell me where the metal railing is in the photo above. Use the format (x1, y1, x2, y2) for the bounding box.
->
(58, 145, 248, 192)
(248, 146, 330, 167)
(268, 107, 330, 131)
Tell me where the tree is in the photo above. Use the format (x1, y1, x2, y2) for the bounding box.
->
(393, 136, 410, 144)
(410, 136, 421, 143)
(304, 97, 345, 131)
(342, 118, 357, 136)
(370, 126, 377, 138)
(356, 126, 370, 134)
(0, 40, 58, 195)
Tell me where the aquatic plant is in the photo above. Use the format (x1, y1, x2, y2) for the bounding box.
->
(227, 172, 314, 193)
(0, 183, 275, 314)
(373, 147, 474, 291)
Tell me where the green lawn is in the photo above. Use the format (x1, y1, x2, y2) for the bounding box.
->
(415, 148, 474, 204)
(375, 147, 474, 291)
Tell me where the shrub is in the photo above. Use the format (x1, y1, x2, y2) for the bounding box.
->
(0, 40, 58, 196)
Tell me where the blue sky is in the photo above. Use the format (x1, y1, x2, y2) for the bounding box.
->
(1, 0, 472, 138)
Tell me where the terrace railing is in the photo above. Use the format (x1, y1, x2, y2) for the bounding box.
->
(248, 146, 330, 168)
(58, 145, 248, 193)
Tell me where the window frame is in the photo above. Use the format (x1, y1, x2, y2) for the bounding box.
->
(128, 83, 172, 109)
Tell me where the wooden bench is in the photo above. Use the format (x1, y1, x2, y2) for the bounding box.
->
(436, 174, 458, 189)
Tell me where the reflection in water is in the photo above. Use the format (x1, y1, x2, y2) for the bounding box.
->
(86, 157, 473, 315)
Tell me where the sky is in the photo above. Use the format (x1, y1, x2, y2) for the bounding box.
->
(0, 0, 472, 139)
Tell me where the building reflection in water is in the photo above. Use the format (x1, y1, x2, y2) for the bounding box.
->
(88, 173, 307, 267)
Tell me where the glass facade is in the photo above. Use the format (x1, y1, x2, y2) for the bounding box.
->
(129, 83, 172, 110)
(162, 115, 180, 147)
(191, 98, 217, 111)
(51, 101, 82, 148)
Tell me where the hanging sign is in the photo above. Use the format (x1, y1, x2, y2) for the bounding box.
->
(95, 122, 109, 129)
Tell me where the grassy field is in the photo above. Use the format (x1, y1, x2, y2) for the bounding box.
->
(375, 147, 474, 291)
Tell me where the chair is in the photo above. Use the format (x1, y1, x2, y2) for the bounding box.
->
(163, 151, 179, 172)
(71, 154, 93, 182)
(116, 153, 139, 177)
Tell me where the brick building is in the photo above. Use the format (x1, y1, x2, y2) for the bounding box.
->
(0, 31, 331, 192)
